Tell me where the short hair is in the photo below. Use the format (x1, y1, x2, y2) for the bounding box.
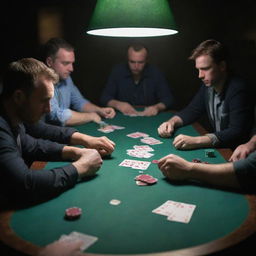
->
(128, 43, 148, 53)
(189, 39, 228, 64)
(43, 37, 74, 61)
(2, 58, 58, 99)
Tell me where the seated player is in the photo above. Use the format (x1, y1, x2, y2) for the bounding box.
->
(157, 150, 256, 192)
(100, 43, 175, 116)
(42, 37, 116, 126)
(0, 58, 105, 203)
(158, 39, 253, 150)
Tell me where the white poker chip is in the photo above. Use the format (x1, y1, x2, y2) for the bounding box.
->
(109, 199, 121, 205)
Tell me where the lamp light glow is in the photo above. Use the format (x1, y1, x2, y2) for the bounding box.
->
(87, 0, 178, 37)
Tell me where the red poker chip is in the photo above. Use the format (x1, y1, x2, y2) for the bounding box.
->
(152, 160, 159, 164)
(135, 174, 158, 185)
(65, 207, 82, 220)
(192, 158, 202, 163)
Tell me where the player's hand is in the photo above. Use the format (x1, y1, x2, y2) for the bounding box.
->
(229, 142, 255, 162)
(73, 148, 103, 178)
(116, 102, 138, 116)
(85, 112, 102, 123)
(98, 107, 116, 119)
(173, 134, 208, 150)
(38, 240, 84, 256)
(158, 121, 174, 137)
(158, 154, 193, 181)
(85, 136, 115, 156)
(140, 106, 159, 116)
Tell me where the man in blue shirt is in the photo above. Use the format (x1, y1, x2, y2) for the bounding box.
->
(43, 38, 116, 126)
(158, 39, 253, 149)
(100, 43, 174, 116)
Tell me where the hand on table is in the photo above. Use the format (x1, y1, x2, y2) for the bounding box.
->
(85, 112, 102, 123)
(173, 134, 200, 150)
(158, 121, 174, 137)
(98, 107, 116, 119)
(140, 106, 159, 116)
(158, 154, 193, 181)
(85, 136, 115, 156)
(116, 102, 138, 116)
(73, 148, 103, 178)
(229, 142, 255, 162)
(38, 240, 85, 256)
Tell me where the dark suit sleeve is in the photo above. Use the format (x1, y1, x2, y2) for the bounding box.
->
(100, 67, 119, 106)
(0, 128, 78, 203)
(25, 120, 77, 144)
(152, 67, 175, 109)
(176, 86, 207, 125)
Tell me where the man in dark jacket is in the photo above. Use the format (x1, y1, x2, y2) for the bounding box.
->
(158, 39, 253, 149)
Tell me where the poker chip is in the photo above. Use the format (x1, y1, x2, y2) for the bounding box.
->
(192, 158, 202, 163)
(65, 207, 82, 220)
(109, 199, 121, 205)
(192, 159, 209, 164)
(135, 174, 158, 185)
(152, 160, 159, 164)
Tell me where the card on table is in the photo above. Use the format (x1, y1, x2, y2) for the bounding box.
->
(126, 132, 149, 138)
(59, 231, 98, 251)
(126, 149, 154, 159)
(98, 124, 125, 133)
(133, 145, 154, 152)
(152, 200, 196, 224)
(140, 137, 163, 145)
(119, 159, 151, 170)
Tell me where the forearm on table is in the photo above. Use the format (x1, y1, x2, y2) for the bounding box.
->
(61, 146, 81, 161)
(193, 135, 216, 148)
(65, 111, 93, 126)
(150, 103, 166, 112)
(168, 115, 183, 128)
(70, 132, 92, 147)
(83, 102, 101, 112)
(248, 135, 256, 150)
(189, 162, 240, 188)
(107, 99, 126, 109)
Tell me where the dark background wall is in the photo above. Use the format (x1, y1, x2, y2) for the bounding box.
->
(1, 0, 256, 111)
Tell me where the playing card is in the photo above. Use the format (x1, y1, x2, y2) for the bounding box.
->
(59, 231, 98, 251)
(126, 149, 154, 158)
(126, 132, 149, 138)
(140, 137, 163, 145)
(111, 125, 125, 130)
(98, 124, 125, 133)
(133, 145, 154, 152)
(119, 159, 151, 170)
(152, 200, 196, 224)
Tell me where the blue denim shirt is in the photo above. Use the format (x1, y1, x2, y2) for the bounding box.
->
(45, 76, 89, 126)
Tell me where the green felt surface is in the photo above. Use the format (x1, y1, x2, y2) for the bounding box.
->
(11, 112, 249, 254)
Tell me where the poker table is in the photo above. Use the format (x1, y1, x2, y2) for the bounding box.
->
(1, 112, 256, 256)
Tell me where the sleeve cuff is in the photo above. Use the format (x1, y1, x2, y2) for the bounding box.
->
(205, 133, 220, 146)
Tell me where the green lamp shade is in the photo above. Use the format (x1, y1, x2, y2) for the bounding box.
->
(87, 0, 178, 37)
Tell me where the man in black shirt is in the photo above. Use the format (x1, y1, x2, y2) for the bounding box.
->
(0, 58, 114, 203)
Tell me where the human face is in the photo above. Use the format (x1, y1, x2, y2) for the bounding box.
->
(18, 76, 54, 124)
(47, 48, 75, 80)
(127, 48, 147, 77)
(195, 55, 226, 88)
